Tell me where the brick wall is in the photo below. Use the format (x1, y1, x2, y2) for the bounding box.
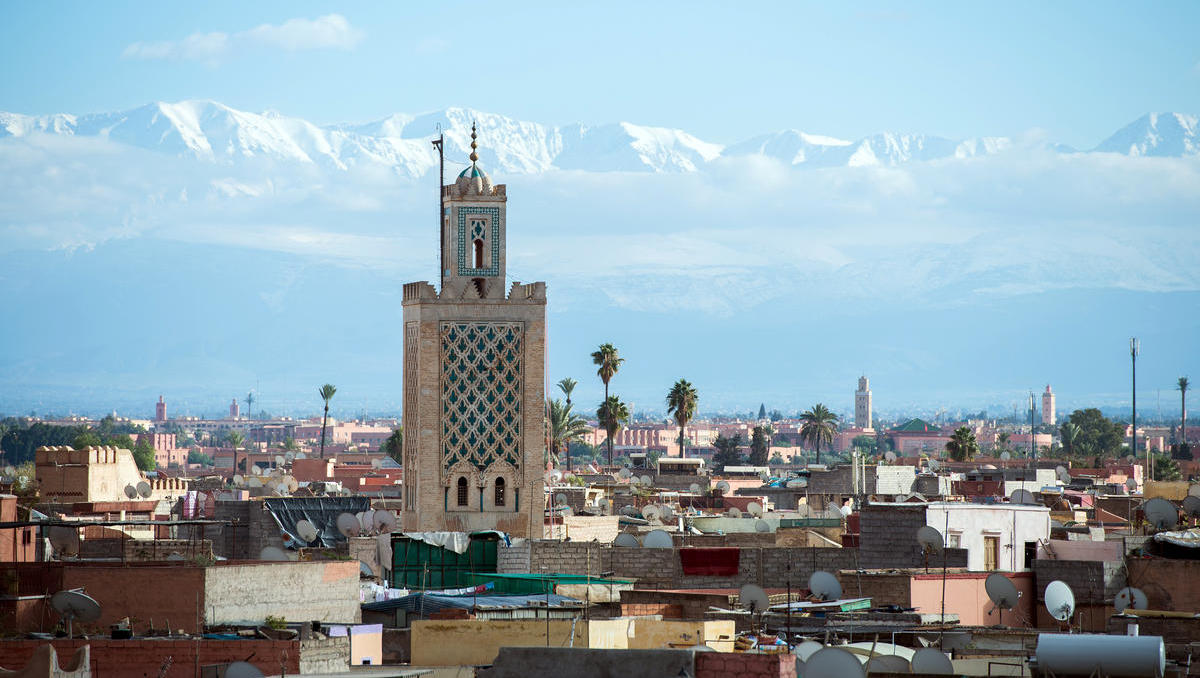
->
(858, 504, 967, 570)
(695, 651, 797, 678)
(1033, 559, 1125, 604)
(497, 540, 531, 573)
(0, 638, 299, 678)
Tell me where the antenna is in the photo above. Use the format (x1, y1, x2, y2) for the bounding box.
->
(554, 493, 568, 507)
(786, 478, 807, 489)
(359, 560, 375, 577)
(618, 505, 636, 517)
(1189, 484, 1200, 498)
(985, 573, 1020, 625)
(550, 470, 563, 483)
(251, 465, 263, 476)
(336, 512, 361, 538)
(747, 501, 764, 517)
(1125, 477, 1138, 493)
(598, 498, 611, 514)
(1044, 580, 1076, 623)
(803, 647, 865, 678)
(928, 458, 941, 472)
(359, 510, 377, 535)
(372, 458, 383, 469)
(294, 519, 319, 544)
(137, 481, 152, 498)
(613, 532, 640, 548)
(917, 525, 944, 553)
(224, 662, 265, 678)
(1114, 586, 1149, 613)
(807, 571, 843, 601)
(910, 648, 955, 675)
(50, 590, 101, 638)
(274, 454, 286, 467)
(1141, 498, 1179, 531)
(642, 530, 673, 548)
(738, 583, 770, 613)
(618, 468, 632, 480)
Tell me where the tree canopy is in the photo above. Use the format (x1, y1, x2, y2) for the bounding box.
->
(711, 433, 744, 470)
(749, 425, 772, 465)
(799, 404, 838, 465)
(1066, 408, 1125, 459)
(945, 426, 980, 461)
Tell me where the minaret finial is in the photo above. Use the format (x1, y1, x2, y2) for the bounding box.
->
(469, 122, 479, 164)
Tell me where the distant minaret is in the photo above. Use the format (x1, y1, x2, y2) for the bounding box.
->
(155, 395, 167, 422)
(1042, 385, 1056, 426)
(855, 376, 872, 429)
(229, 398, 240, 419)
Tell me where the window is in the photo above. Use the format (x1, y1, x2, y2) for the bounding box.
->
(473, 239, 485, 268)
(946, 532, 962, 549)
(494, 478, 506, 507)
(457, 477, 468, 507)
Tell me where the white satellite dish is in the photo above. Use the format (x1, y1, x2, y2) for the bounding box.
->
(1055, 465, 1071, 483)
(550, 470, 563, 483)
(808, 571, 843, 601)
(1188, 484, 1200, 498)
(1044, 580, 1076, 622)
(554, 493, 569, 507)
(285, 451, 295, 462)
(373, 510, 397, 533)
(689, 483, 702, 494)
(910, 648, 954, 675)
(618, 468, 632, 479)
(295, 452, 306, 459)
(1183, 495, 1200, 518)
(613, 533, 640, 548)
(1010, 488, 1036, 505)
(642, 505, 662, 522)
(642, 529, 673, 548)
(232, 474, 244, 486)
(123, 484, 138, 499)
(716, 480, 730, 494)
(794, 640, 824, 661)
(726, 506, 742, 518)
(136, 481, 152, 498)
(372, 458, 383, 469)
(884, 451, 897, 463)
(259, 546, 289, 562)
(985, 573, 1021, 617)
(295, 519, 319, 543)
(865, 655, 910, 674)
(251, 465, 263, 476)
(804, 647, 866, 678)
(1000, 451, 1011, 461)
(754, 519, 771, 533)
(336, 512, 361, 538)
(50, 590, 101, 638)
(1142, 498, 1179, 531)
(659, 503, 675, 520)
(274, 454, 285, 466)
(917, 525, 944, 553)
(738, 583, 770, 613)
(598, 498, 611, 514)
(639, 474, 652, 486)
(618, 504, 636, 517)
(282, 475, 298, 492)
(1115, 586, 1149, 613)
(223, 662, 265, 678)
(247, 476, 262, 488)
(359, 510, 377, 534)
(747, 501, 763, 517)
(47, 526, 80, 558)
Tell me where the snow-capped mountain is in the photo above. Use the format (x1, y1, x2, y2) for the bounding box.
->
(1093, 112, 1199, 157)
(1, 101, 1196, 176)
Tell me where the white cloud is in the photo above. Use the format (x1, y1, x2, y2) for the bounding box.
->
(122, 14, 362, 63)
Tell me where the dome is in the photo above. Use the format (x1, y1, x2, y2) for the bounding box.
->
(454, 123, 492, 195)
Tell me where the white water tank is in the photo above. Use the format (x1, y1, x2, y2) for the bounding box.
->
(1035, 633, 1164, 678)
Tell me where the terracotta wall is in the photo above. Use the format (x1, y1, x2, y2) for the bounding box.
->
(0, 638, 297, 678)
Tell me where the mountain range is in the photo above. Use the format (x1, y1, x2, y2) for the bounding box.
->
(1, 101, 1196, 175)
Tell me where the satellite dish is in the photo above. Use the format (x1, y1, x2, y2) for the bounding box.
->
(598, 498, 611, 514)
(1183, 495, 1200, 518)
(804, 647, 866, 678)
(640, 474, 652, 486)
(1010, 489, 1036, 505)
(618, 468, 632, 479)
(642, 505, 662, 522)
(1055, 465, 1071, 483)
(295, 452, 306, 459)
(260, 546, 290, 561)
(554, 493, 569, 507)
(642, 530, 673, 548)
(336, 512, 361, 538)
(917, 525, 944, 553)
(123, 484, 138, 499)
(50, 590, 101, 638)
(232, 474, 244, 486)
(223, 662, 265, 678)
(808, 571, 843, 601)
(1188, 484, 1200, 498)
(247, 476, 262, 488)
(1125, 477, 1138, 492)
(372, 458, 383, 469)
(274, 454, 285, 466)
(865, 655, 910, 674)
(659, 504, 675, 520)
(373, 510, 397, 533)
(738, 584, 770, 613)
(794, 640, 824, 661)
(47, 526, 80, 558)
(910, 648, 954, 675)
(727, 507, 742, 518)
(884, 451, 897, 463)
(754, 519, 771, 533)
(359, 510, 377, 534)
(618, 505, 637, 517)
(747, 501, 763, 517)
(1142, 498, 1179, 531)
(928, 459, 941, 471)
(689, 483, 701, 494)
(985, 573, 1021, 611)
(614, 533, 640, 548)
(359, 560, 375, 577)
(1115, 586, 1149, 613)
(295, 519, 319, 543)
(137, 481, 152, 498)
(1044, 580, 1076, 622)
(285, 451, 295, 462)
(550, 470, 563, 483)
(282, 475, 298, 492)
(1000, 451, 1011, 461)
(251, 465, 263, 476)
(786, 478, 807, 489)
(824, 506, 845, 521)
(716, 481, 730, 493)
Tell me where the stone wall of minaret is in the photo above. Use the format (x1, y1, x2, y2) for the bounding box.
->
(1041, 385, 1056, 426)
(855, 376, 872, 429)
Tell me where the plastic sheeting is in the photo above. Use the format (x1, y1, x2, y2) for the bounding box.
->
(263, 496, 371, 548)
(1152, 527, 1200, 548)
(402, 531, 471, 554)
(362, 591, 581, 614)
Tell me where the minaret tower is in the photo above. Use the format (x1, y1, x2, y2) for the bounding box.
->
(855, 376, 873, 430)
(1042, 385, 1056, 426)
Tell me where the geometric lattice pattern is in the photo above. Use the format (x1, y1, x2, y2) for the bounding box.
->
(455, 206, 501, 277)
(440, 321, 523, 479)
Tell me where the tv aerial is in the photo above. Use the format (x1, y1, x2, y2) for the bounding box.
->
(336, 512, 361, 538)
(747, 502, 764, 518)
(910, 648, 955, 675)
(985, 573, 1021, 625)
(372, 458, 383, 469)
(642, 529, 673, 548)
(359, 560, 375, 577)
(803, 647, 865, 678)
(598, 498, 611, 514)
(247, 476, 262, 488)
(738, 583, 770, 614)
(1044, 580, 1076, 623)
(1142, 498, 1179, 531)
(1115, 586, 1149, 613)
(285, 451, 295, 462)
(294, 519, 319, 544)
(136, 481, 152, 498)
(232, 474, 244, 487)
(1125, 477, 1138, 493)
(613, 532, 640, 548)
(715, 480, 730, 494)
(295, 452, 306, 459)
(123, 484, 138, 499)
(1009, 488, 1036, 505)
(786, 478, 807, 489)
(618, 504, 637, 517)
(754, 519, 771, 533)
(808, 570, 843, 601)
(917, 525, 944, 554)
(223, 662, 264, 678)
(50, 590, 101, 638)
(550, 470, 562, 484)
(659, 503, 675, 521)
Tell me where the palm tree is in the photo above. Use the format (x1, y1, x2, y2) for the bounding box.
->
(226, 429, 245, 478)
(591, 344, 624, 465)
(245, 391, 255, 422)
(945, 426, 980, 462)
(997, 431, 1012, 455)
(596, 395, 630, 465)
(318, 383, 337, 458)
(557, 378, 577, 409)
(549, 398, 589, 470)
(1059, 421, 1080, 458)
(666, 379, 698, 459)
(1179, 377, 1190, 453)
(799, 403, 838, 465)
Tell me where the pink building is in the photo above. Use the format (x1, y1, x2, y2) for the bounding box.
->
(137, 433, 183, 468)
(154, 395, 166, 423)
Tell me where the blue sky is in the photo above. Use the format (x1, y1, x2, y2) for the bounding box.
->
(3, 2, 1199, 146)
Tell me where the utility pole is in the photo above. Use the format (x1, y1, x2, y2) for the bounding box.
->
(1029, 392, 1036, 460)
(1131, 338, 1144, 481)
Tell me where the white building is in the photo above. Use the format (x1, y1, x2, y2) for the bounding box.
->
(925, 502, 1051, 572)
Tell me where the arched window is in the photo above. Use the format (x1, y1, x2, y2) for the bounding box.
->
(457, 477, 468, 506)
(473, 239, 485, 268)
(494, 477, 506, 507)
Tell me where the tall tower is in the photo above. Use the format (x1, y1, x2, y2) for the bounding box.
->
(229, 398, 240, 419)
(155, 395, 167, 422)
(1042, 385, 1056, 426)
(400, 125, 546, 538)
(855, 376, 872, 429)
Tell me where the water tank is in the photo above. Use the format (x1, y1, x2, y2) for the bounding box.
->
(1035, 634, 1164, 678)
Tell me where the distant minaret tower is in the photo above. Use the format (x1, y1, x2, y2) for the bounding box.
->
(1042, 385, 1056, 426)
(855, 376, 873, 429)
(155, 395, 167, 422)
(229, 398, 240, 420)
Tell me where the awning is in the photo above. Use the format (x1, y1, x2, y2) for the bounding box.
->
(363, 592, 582, 614)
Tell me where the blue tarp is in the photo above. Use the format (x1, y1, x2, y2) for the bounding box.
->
(362, 592, 582, 614)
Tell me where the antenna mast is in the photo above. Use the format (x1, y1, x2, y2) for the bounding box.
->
(432, 128, 445, 285)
